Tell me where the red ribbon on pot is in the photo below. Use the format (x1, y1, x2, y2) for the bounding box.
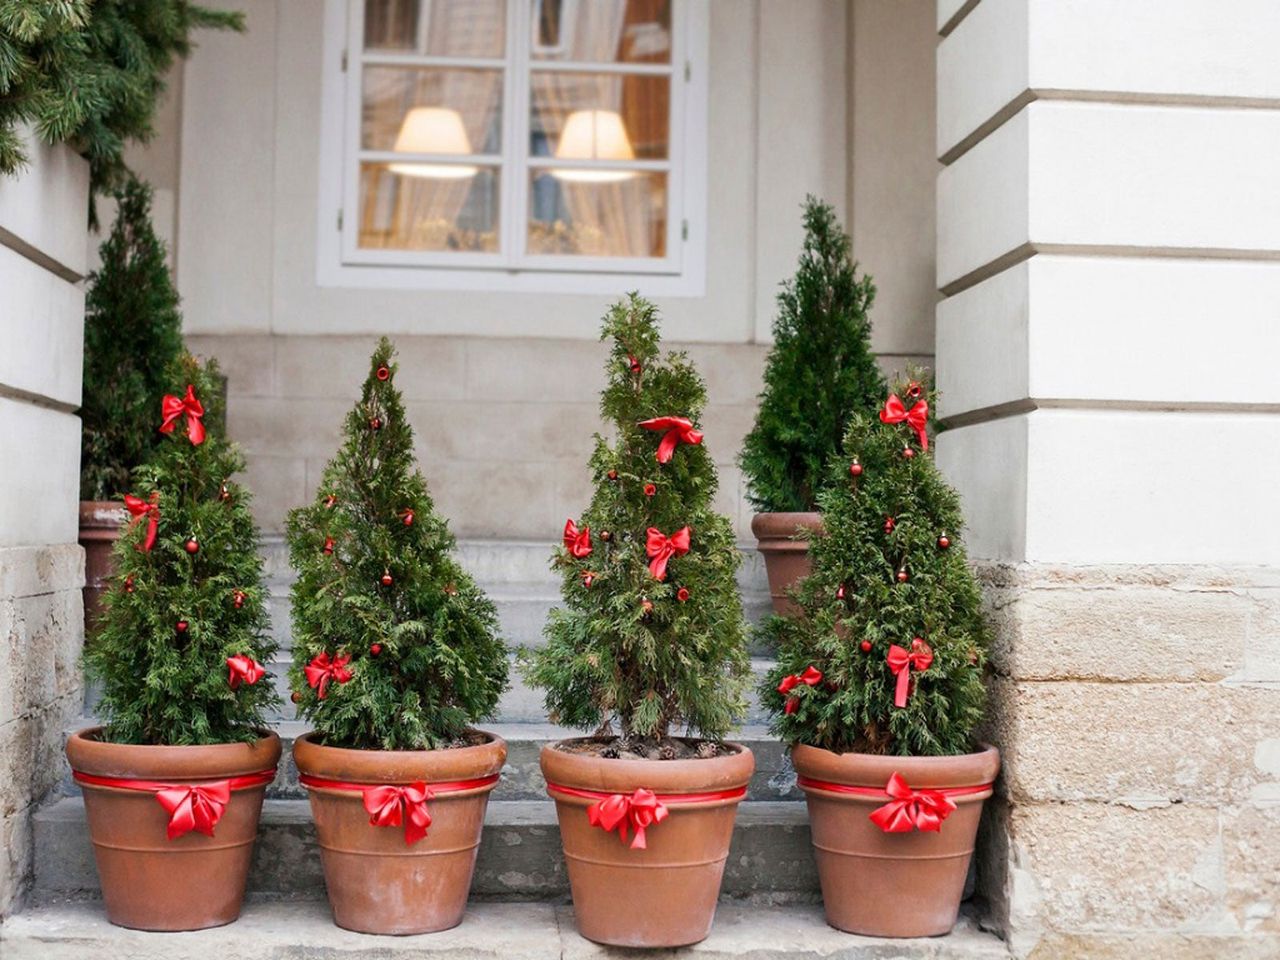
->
(646, 525, 691, 581)
(122, 492, 160, 552)
(637, 416, 703, 463)
(305, 651, 353, 699)
(879, 394, 928, 451)
(159, 385, 206, 446)
(72, 769, 277, 840)
(777, 664, 823, 715)
(795, 772, 993, 834)
(226, 654, 266, 689)
(546, 782, 748, 850)
(886, 640, 932, 708)
(297, 774, 500, 846)
(563, 519, 592, 558)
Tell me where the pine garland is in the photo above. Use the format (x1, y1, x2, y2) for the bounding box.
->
(761, 375, 989, 756)
(86, 355, 278, 745)
(523, 294, 750, 745)
(740, 196, 886, 513)
(286, 339, 509, 752)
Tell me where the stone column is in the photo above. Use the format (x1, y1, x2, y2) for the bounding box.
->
(933, 1, 1280, 955)
(0, 136, 89, 916)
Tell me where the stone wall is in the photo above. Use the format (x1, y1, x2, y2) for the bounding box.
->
(0, 136, 89, 916)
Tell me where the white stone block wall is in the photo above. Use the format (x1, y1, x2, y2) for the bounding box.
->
(0, 137, 88, 916)
(934, 2, 1280, 955)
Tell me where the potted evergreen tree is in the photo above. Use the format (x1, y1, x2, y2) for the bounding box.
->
(524, 295, 753, 948)
(761, 375, 999, 938)
(741, 196, 885, 614)
(79, 179, 186, 629)
(286, 339, 509, 936)
(67, 355, 280, 931)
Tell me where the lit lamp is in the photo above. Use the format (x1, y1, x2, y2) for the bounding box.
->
(551, 109, 638, 183)
(388, 106, 478, 179)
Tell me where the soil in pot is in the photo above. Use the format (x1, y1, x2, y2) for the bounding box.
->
(542, 737, 754, 948)
(79, 501, 125, 632)
(751, 512, 823, 616)
(793, 743, 1000, 938)
(66, 727, 282, 931)
(294, 730, 506, 936)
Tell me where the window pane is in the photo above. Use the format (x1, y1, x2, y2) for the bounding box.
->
(530, 73, 668, 162)
(364, 0, 507, 57)
(532, 0, 671, 64)
(358, 162, 500, 252)
(363, 67, 503, 154)
(528, 169, 666, 258)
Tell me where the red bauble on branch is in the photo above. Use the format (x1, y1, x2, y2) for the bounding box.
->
(184, 536, 199, 554)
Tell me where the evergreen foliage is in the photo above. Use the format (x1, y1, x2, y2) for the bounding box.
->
(86, 355, 278, 745)
(761, 375, 988, 756)
(740, 196, 886, 513)
(286, 339, 508, 752)
(0, 1, 243, 198)
(523, 294, 750, 745)
(80, 177, 185, 501)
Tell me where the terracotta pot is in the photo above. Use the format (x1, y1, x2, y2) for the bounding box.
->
(66, 727, 281, 931)
(751, 512, 823, 616)
(79, 501, 125, 632)
(793, 743, 1000, 937)
(542, 739, 754, 948)
(294, 731, 506, 935)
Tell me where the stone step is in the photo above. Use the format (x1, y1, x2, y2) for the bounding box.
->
(0, 901, 1009, 959)
(33, 798, 819, 903)
(58, 720, 803, 803)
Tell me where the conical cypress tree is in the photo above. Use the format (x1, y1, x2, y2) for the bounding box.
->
(740, 195, 886, 513)
(86, 355, 278, 745)
(286, 339, 508, 751)
(80, 177, 185, 501)
(761, 376, 988, 756)
(523, 294, 750, 753)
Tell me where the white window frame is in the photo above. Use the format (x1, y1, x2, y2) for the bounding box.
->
(316, 0, 708, 296)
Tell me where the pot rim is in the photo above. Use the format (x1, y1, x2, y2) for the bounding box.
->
(540, 737, 755, 797)
(790, 741, 1000, 791)
(751, 511, 823, 537)
(67, 726, 282, 781)
(293, 729, 507, 784)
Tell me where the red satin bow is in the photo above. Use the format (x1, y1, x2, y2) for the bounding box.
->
(645, 526, 691, 581)
(587, 788, 670, 849)
(778, 664, 823, 714)
(886, 641, 933, 708)
(880, 394, 929, 451)
(868, 772, 958, 833)
(160, 385, 206, 446)
(123, 492, 160, 552)
(638, 416, 704, 464)
(363, 782, 434, 845)
(155, 781, 231, 840)
(226, 654, 265, 689)
(305, 651, 353, 699)
(563, 519, 592, 558)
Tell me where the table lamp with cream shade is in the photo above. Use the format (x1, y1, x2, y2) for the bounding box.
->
(389, 106, 479, 179)
(551, 109, 638, 183)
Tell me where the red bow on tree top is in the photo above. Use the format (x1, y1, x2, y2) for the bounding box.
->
(646, 526, 691, 581)
(563, 519, 592, 559)
(587, 788, 669, 850)
(155, 781, 231, 840)
(226, 655, 266, 690)
(868, 772, 958, 833)
(879, 393, 928, 451)
(123, 492, 160, 552)
(886, 639, 933, 708)
(160, 385, 206, 446)
(363, 782, 434, 845)
(305, 651, 353, 699)
(777, 665, 823, 715)
(637, 416, 703, 464)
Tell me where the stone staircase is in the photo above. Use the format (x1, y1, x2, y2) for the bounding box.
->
(10, 537, 1010, 957)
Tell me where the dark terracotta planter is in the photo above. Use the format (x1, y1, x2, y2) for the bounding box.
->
(294, 731, 506, 935)
(751, 512, 823, 616)
(79, 500, 125, 632)
(66, 727, 281, 931)
(793, 743, 1000, 938)
(542, 740, 754, 948)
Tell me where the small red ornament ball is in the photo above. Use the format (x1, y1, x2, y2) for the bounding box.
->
(380, 571, 394, 587)
(849, 460, 863, 477)
(644, 483, 657, 497)
(370, 643, 382, 657)
(628, 354, 642, 373)
(600, 530, 613, 542)
(896, 569, 909, 583)
(582, 571, 596, 588)
(291, 691, 303, 704)
(219, 483, 232, 502)
(323, 537, 335, 555)
(911, 636, 925, 649)
(444, 582, 458, 596)
(401, 509, 415, 526)
(607, 469, 618, 482)
(233, 590, 246, 609)
(902, 446, 915, 459)
(641, 599, 654, 614)
(369, 417, 382, 431)
(324, 494, 337, 509)
(905, 380, 923, 401)
(184, 537, 199, 554)
(677, 587, 690, 602)
(376, 365, 390, 381)
(860, 640, 873, 653)
(938, 534, 951, 550)
(176, 620, 189, 633)
(836, 584, 846, 600)
(124, 575, 135, 593)
(883, 516, 896, 533)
